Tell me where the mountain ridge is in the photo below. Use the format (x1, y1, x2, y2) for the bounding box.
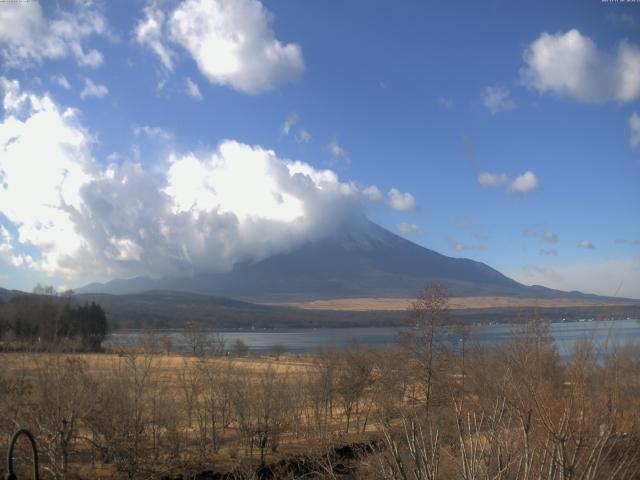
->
(75, 220, 631, 301)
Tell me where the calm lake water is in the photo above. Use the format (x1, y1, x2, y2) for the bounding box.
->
(106, 319, 640, 357)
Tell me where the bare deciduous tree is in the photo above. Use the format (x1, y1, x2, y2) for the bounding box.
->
(398, 283, 449, 415)
(30, 356, 94, 479)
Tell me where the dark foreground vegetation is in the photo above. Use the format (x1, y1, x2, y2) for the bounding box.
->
(0, 288, 109, 352)
(1, 285, 640, 479)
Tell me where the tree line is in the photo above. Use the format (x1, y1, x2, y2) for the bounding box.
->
(0, 285, 109, 352)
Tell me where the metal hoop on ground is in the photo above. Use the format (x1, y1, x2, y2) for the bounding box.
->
(4, 429, 39, 480)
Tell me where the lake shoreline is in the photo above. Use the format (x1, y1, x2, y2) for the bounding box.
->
(105, 318, 640, 355)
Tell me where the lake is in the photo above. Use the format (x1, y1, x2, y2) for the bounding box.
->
(106, 318, 640, 357)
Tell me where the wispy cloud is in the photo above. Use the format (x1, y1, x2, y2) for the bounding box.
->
(80, 78, 108, 100)
(453, 216, 475, 229)
(452, 216, 490, 242)
(437, 97, 453, 109)
(396, 223, 421, 235)
(578, 240, 595, 249)
(607, 12, 636, 27)
(296, 129, 311, 144)
(185, 77, 203, 101)
(329, 139, 347, 158)
(448, 239, 487, 253)
(51, 74, 71, 90)
(630, 112, 640, 149)
(133, 125, 172, 141)
(615, 238, 640, 246)
(282, 112, 299, 136)
(327, 138, 350, 167)
(542, 230, 559, 244)
(481, 85, 516, 114)
(135, 5, 174, 70)
(282, 113, 311, 143)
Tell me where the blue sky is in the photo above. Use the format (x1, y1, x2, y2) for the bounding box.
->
(0, 0, 639, 297)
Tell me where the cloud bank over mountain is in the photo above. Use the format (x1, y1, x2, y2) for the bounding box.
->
(0, 79, 409, 281)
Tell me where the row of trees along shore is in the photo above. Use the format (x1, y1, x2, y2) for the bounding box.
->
(0, 284, 109, 352)
(1, 284, 639, 479)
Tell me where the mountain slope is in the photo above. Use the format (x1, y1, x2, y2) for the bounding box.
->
(0, 287, 27, 302)
(74, 290, 640, 330)
(74, 290, 406, 329)
(76, 220, 605, 301)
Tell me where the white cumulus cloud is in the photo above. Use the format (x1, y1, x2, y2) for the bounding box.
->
(509, 171, 539, 194)
(478, 170, 539, 194)
(134, 0, 304, 94)
(0, 0, 108, 68)
(362, 185, 384, 203)
(0, 77, 95, 275)
(166, 0, 304, 94)
(521, 29, 640, 102)
(387, 188, 418, 212)
(0, 224, 13, 263)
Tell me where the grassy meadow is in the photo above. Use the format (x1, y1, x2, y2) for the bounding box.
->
(2, 288, 640, 479)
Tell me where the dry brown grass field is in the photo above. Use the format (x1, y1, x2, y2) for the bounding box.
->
(3, 287, 640, 479)
(0, 348, 388, 479)
(277, 296, 637, 311)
